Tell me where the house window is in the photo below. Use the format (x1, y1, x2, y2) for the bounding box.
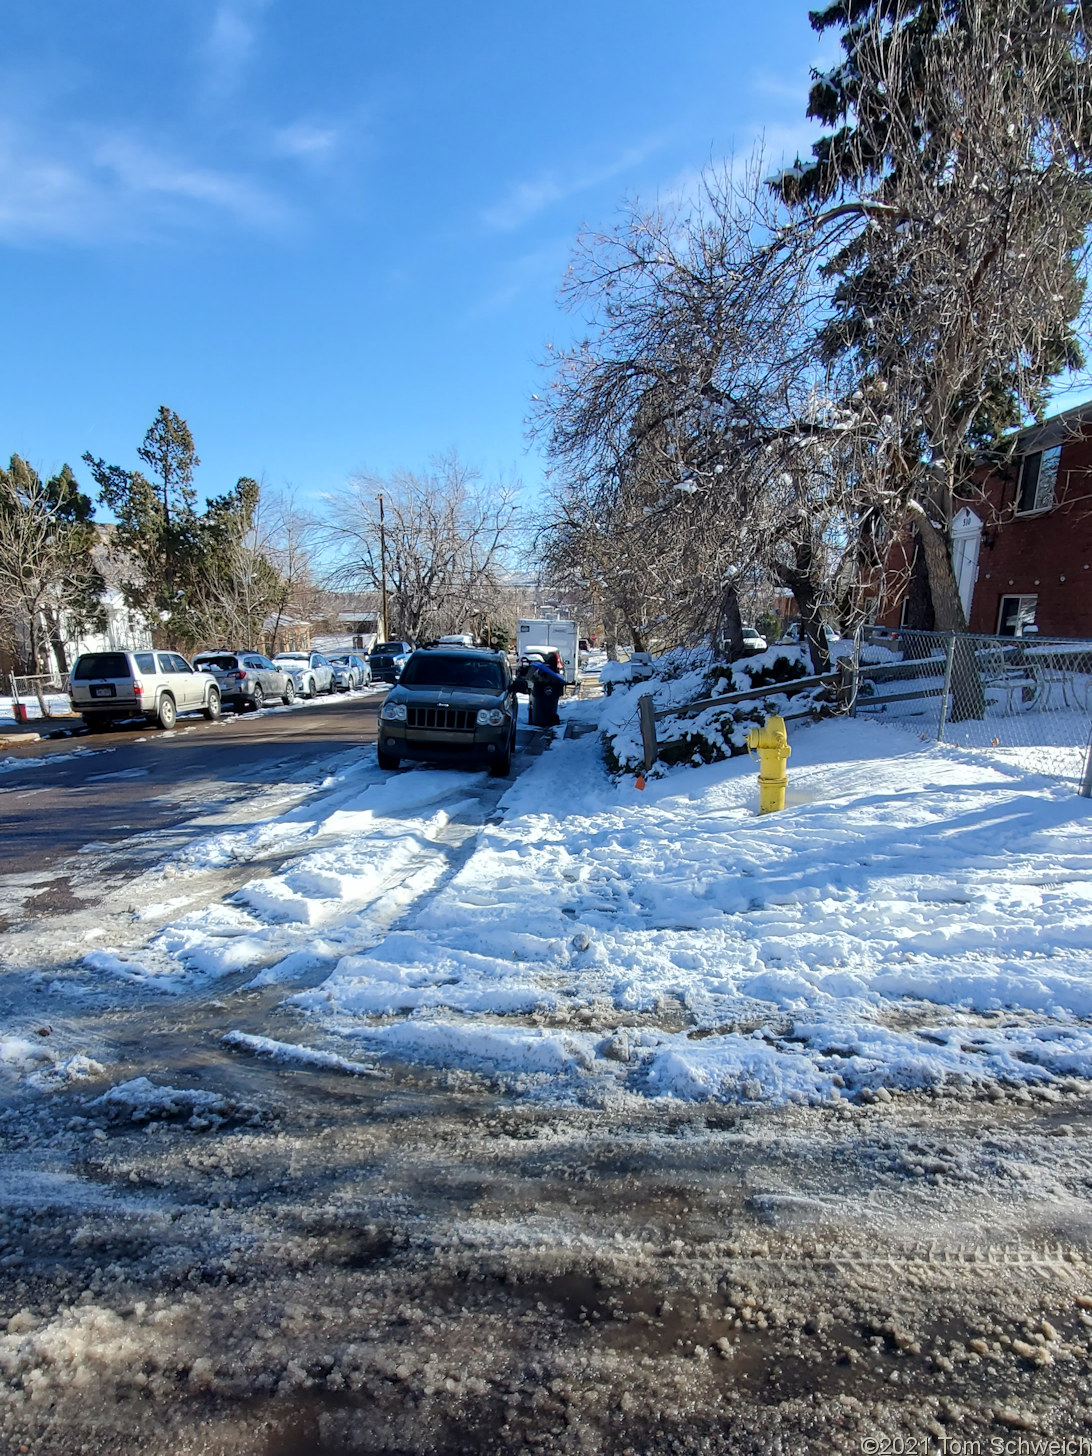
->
(1017, 445, 1061, 513)
(997, 594, 1038, 637)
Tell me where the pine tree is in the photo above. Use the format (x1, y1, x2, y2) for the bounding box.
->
(136, 405, 199, 528)
(774, 0, 1092, 628)
(84, 409, 277, 651)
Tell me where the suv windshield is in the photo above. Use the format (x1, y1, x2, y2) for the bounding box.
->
(194, 655, 239, 671)
(399, 655, 504, 691)
(73, 653, 130, 680)
(373, 642, 404, 655)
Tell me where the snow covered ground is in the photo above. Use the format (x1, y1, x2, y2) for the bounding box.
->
(291, 715, 1092, 1102)
(56, 690, 1092, 1109)
(0, 693, 73, 730)
(3, 688, 1092, 1451)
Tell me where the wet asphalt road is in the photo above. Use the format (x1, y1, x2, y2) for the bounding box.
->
(0, 694, 384, 880)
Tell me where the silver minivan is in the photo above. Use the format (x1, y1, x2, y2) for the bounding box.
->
(69, 650, 222, 732)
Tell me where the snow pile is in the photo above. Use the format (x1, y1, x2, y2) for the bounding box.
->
(0, 1033, 104, 1090)
(90, 1077, 265, 1129)
(293, 717, 1092, 1104)
(222, 1030, 384, 1077)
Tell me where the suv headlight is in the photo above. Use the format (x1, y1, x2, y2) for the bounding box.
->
(477, 707, 505, 726)
(381, 701, 407, 721)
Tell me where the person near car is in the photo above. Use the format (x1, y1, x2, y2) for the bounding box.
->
(514, 655, 565, 728)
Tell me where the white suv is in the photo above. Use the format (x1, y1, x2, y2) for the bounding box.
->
(69, 650, 222, 732)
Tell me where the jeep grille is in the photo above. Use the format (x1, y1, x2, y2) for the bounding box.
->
(407, 706, 474, 732)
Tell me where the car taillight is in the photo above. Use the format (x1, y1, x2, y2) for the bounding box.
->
(233, 671, 247, 680)
(133, 680, 144, 696)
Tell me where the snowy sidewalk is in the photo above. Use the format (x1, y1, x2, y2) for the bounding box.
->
(33, 707, 1092, 1107)
(285, 717, 1092, 1103)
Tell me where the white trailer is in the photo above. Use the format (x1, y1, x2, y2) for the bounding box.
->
(516, 618, 579, 685)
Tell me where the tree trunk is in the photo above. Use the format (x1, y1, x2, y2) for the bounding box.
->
(777, 547, 829, 674)
(909, 505, 967, 632)
(712, 581, 744, 662)
(902, 535, 935, 632)
(905, 506, 985, 718)
(948, 633, 986, 722)
(627, 620, 648, 654)
(46, 611, 68, 674)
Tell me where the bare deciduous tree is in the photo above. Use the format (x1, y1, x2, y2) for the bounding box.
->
(251, 488, 320, 654)
(316, 456, 524, 643)
(536, 161, 861, 669)
(0, 457, 105, 674)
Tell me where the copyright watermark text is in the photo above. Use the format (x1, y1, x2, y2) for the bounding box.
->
(857, 1439, 1092, 1456)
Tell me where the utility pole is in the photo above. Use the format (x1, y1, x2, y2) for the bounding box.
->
(377, 492, 389, 643)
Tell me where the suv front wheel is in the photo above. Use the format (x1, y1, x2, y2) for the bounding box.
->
(156, 695, 177, 730)
(489, 728, 514, 778)
(204, 689, 221, 722)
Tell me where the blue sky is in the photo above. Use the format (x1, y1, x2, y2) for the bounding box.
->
(0, 1, 834, 509)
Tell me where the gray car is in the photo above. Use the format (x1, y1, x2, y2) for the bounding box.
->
(192, 651, 296, 711)
(70, 649, 222, 732)
(377, 648, 517, 776)
(273, 651, 335, 698)
(327, 652, 372, 689)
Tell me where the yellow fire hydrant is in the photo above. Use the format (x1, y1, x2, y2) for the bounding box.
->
(746, 714, 791, 814)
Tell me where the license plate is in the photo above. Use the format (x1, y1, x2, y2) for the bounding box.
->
(91, 685, 115, 698)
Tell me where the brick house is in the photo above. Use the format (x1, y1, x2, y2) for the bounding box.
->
(875, 399, 1092, 637)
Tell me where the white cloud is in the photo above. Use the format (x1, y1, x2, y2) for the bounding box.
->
(0, 126, 98, 241)
(0, 120, 287, 244)
(463, 241, 572, 320)
(482, 140, 662, 232)
(200, 0, 270, 98)
(95, 135, 286, 225)
(271, 121, 340, 161)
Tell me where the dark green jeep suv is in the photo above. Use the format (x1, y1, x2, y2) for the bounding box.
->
(377, 648, 517, 776)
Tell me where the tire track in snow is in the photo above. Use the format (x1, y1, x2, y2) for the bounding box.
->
(80, 770, 519, 1001)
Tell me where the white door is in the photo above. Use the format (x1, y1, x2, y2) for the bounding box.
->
(950, 508, 983, 623)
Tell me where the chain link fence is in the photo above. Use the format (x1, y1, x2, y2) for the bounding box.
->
(850, 630, 1092, 786)
(7, 671, 73, 722)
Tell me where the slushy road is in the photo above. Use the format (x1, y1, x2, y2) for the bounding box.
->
(0, 693, 383, 891)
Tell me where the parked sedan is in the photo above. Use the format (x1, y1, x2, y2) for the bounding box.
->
(271, 651, 330, 698)
(272, 651, 335, 698)
(192, 651, 296, 711)
(327, 652, 372, 689)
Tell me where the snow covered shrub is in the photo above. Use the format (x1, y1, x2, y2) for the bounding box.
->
(599, 643, 834, 776)
(732, 646, 811, 691)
